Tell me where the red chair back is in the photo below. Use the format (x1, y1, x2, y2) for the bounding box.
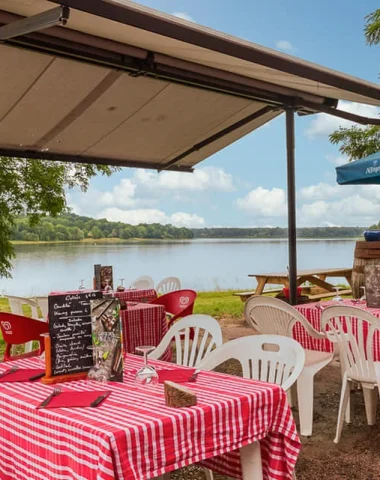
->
(0, 312, 48, 362)
(150, 289, 197, 328)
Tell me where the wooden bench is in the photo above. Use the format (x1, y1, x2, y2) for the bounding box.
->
(233, 289, 283, 302)
(308, 289, 352, 301)
(234, 288, 352, 303)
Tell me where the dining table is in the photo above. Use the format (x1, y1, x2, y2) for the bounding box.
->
(294, 298, 380, 359)
(120, 302, 171, 362)
(113, 288, 158, 304)
(0, 355, 301, 480)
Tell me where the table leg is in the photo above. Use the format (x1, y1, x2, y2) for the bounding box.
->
(344, 274, 353, 289)
(240, 441, 263, 480)
(254, 278, 267, 296)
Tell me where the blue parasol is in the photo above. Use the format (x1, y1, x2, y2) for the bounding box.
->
(336, 151, 380, 185)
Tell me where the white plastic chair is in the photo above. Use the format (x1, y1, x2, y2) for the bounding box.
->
(156, 277, 181, 295)
(151, 315, 222, 480)
(198, 334, 305, 391)
(34, 296, 49, 320)
(149, 314, 223, 367)
(321, 305, 380, 443)
(130, 275, 154, 289)
(5, 295, 46, 353)
(244, 295, 334, 436)
(197, 334, 304, 480)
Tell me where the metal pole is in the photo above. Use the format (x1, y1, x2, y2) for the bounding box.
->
(286, 108, 297, 305)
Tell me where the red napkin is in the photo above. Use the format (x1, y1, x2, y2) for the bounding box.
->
(0, 369, 45, 383)
(39, 390, 111, 409)
(157, 368, 196, 384)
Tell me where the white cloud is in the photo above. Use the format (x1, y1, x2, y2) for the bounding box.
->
(98, 178, 137, 207)
(236, 187, 287, 217)
(97, 208, 205, 227)
(326, 154, 347, 167)
(170, 212, 205, 228)
(299, 182, 342, 201)
(172, 12, 194, 22)
(134, 167, 234, 194)
(305, 101, 380, 138)
(276, 40, 295, 52)
(298, 182, 380, 227)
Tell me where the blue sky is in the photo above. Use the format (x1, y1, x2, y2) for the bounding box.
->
(69, 0, 380, 229)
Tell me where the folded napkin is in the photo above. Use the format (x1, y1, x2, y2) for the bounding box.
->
(39, 390, 111, 408)
(157, 368, 196, 384)
(0, 369, 45, 383)
(39, 390, 112, 409)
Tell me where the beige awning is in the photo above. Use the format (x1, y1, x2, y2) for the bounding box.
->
(0, 0, 379, 171)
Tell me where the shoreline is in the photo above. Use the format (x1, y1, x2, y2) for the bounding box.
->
(11, 236, 362, 245)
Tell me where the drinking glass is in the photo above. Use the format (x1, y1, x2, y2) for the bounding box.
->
(87, 345, 109, 383)
(39, 333, 50, 371)
(78, 279, 86, 291)
(135, 346, 158, 386)
(332, 287, 343, 302)
(360, 286, 366, 302)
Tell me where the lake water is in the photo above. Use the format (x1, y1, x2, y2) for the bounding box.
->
(0, 238, 356, 296)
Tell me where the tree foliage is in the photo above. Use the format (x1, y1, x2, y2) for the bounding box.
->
(10, 213, 194, 243)
(329, 9, 380, 160)
(192, 227, 365, 239)
(0, 157, 117, 278)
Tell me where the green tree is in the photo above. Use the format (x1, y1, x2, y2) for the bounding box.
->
(0, 157, 117, 277)
(329, 9, 380, 159)
(90, 226, 103, 239)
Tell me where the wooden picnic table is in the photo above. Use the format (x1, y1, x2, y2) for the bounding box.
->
(248, 267, 353, 296)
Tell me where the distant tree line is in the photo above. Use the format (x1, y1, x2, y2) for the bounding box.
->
(191, 226, 366, 239)
(10, 214, 194, 242)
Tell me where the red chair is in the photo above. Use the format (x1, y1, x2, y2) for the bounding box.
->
(0, 312, 48, 362)
(149, 289, 197, 329)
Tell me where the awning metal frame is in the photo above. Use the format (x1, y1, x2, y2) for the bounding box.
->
(1, 2, 380, 304)
(0, 6, 69, 40)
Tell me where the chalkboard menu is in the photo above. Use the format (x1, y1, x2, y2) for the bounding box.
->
(48, 291, 103, 376)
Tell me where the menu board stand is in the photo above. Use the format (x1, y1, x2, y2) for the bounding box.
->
(42, 290, 103, 384)
(41, 334, 89, 384)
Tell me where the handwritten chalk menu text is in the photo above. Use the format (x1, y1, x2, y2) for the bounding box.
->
(48, 291, 103, 376)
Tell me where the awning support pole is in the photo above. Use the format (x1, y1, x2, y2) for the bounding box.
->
(286, 108, 297, 305)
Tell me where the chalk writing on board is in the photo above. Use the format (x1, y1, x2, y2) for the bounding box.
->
(48, 291, 103, 376)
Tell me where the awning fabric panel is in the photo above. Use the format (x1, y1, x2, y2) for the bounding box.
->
(0, 0, 379, 170)
(0, 42, 279, 168)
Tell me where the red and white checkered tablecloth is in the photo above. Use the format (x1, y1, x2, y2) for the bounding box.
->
(114, 289, 157, 303)
(0, 356, 300, 480)
(294, 299, 380, 360)
(121, 302, 171, 362)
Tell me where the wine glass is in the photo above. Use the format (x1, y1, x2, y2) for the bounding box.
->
(360, 286, 366, 302)
(87, 345, 109, 384)
(39, 333, 50, 372)
(332, 287, 343, 302)
(135, 346, 158, 386)
(78, 279, 85, 290)
(117, 278, 125, 292)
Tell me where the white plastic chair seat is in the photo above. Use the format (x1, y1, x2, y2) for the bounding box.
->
(244, 295, 334, 437)
(321, 305, 380, 443)
(149, 314, 223, 367)
(197, 334, 304, 480)
(156, 277, 181, 295)
(304, 349, 333, 367)
(130, 275, 154, 290)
